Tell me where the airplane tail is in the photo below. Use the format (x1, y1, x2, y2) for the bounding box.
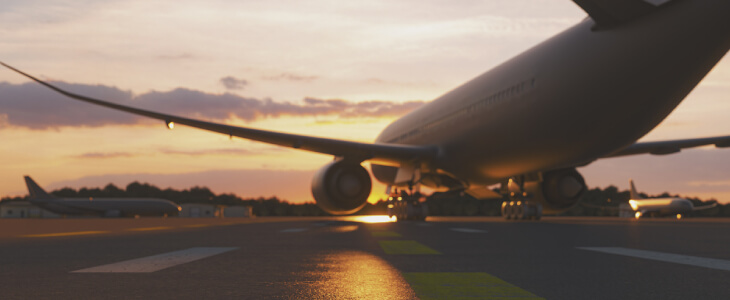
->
(629, 179, 643, 199)
(24, 176, 56, 202)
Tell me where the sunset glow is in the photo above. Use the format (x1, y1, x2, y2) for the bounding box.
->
(1, 0, 728, 203)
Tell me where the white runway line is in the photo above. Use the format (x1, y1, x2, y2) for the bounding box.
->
(72, 247, 238, 273)
(450, 228, 487, 233)
(578, 247, 730, 272)
(280, 228, 309, 233)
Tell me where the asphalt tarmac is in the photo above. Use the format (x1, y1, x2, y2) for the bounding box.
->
(0, 216, 728, 299)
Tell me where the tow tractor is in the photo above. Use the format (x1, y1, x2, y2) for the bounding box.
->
(387, 189, 428, 221)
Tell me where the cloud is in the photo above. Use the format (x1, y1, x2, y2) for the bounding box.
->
(72, 152, 138, 159)
(0, 81, 425, 129)
(156, 53, 196, 60)
(303, 97, 425, 118)
(262, 73, 318, 82)
(219, 76, 248, 90)
(160, 148, 279, 156)
(0, 81, 138, 129)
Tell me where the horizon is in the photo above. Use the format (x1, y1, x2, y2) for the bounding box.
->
(1, 177, 723, 205)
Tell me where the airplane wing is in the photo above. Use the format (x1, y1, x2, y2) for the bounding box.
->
(0, 62, 438, 164)
(572, 0, 671, 29)
(693, 202, 718, 211)
(604, 136, 730, 158)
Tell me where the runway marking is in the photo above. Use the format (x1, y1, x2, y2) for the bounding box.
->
(72, 247, 238, 273)
(127, 226, 173, 232)
(183, 224, 211, 228)
(21, 231, 109, 238)
(403, 272, 543, 299)
(578, 247, 730, 272)
(371, 231, 402, 237)
(329, 225, 359, 233)
(450, 228, 487, 233)
(280, 228, 308, 233)
(379, 240, 441, 254)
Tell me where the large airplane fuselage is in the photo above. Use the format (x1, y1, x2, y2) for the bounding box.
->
(373, 0, 729, 187)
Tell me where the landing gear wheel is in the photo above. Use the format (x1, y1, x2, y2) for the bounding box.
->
(502, 202, 511, 220)
(388, 189, 429, 222)
(501, 200, 542, 221)
(514, 202, 525, 220)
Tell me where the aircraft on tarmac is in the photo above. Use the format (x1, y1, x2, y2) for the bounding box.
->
(24, 176, 181, 217)
(628, 179, 717, 219)
(2, 0, 729, 221)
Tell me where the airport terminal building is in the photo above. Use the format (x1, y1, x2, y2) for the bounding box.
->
(0, 201, 60, 218)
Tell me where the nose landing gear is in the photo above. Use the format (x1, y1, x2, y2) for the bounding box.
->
(387, 189, 428, 221)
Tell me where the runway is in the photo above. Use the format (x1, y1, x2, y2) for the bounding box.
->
(0, 216, 728, 299)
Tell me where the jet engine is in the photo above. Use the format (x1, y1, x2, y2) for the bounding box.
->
(311, 160, 372, 215)
(510, 168, 586, 213)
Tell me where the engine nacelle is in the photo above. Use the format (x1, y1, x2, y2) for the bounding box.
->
(512, 168, 586, 213)
(311, 160, 372, 215)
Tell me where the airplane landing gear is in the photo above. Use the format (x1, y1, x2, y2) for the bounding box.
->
(387, 189, 428, 221)
(501, 200, 542, 220)
(502, 176, 542, 220)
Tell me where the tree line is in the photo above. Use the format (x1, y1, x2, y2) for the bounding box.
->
(1, 182, 728, 217)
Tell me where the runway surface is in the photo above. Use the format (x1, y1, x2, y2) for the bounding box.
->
(0, 216, 728, 299)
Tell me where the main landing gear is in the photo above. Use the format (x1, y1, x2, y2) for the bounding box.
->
(502, 175, 542, 220)
(387, 189, 428, 221)
(501, 200, 542, 220)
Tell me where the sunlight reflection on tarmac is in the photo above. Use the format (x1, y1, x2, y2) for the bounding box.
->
(295, 251, 416, 300)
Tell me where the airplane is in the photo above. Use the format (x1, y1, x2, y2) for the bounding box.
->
(2, 0, 729, 221)
(628, 179, 717, 219)
(23, 176, 181, 217)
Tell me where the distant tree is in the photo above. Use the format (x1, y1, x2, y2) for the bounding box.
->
(4, 180, 726, 217)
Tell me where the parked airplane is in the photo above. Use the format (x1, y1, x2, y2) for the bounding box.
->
(2, 0, 729, 220)
(628, 179, 717, 219)
(24, 176, 181, 217)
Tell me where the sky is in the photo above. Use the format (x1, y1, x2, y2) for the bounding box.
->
(1, 0, 729, 204)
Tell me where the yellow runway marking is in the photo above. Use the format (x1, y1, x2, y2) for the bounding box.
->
(21, 231, 109, 238)
(379, 240, 441, 254)
(403, 272, 543, 299)
(371, 231, 402, 237)
(127, 226, 173, 231)
(183, 224, 211, 228)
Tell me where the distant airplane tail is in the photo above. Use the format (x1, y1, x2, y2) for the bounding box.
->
(24, 176, 56, 202)
(629, 179, 643, 199)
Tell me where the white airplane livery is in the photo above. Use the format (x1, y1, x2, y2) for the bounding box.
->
(628, 179, 717, 219)
(24, 176, 181, 217)
(2, 0, 729, 220)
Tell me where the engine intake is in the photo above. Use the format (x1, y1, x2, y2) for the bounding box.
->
(311, 161, 372, 215)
